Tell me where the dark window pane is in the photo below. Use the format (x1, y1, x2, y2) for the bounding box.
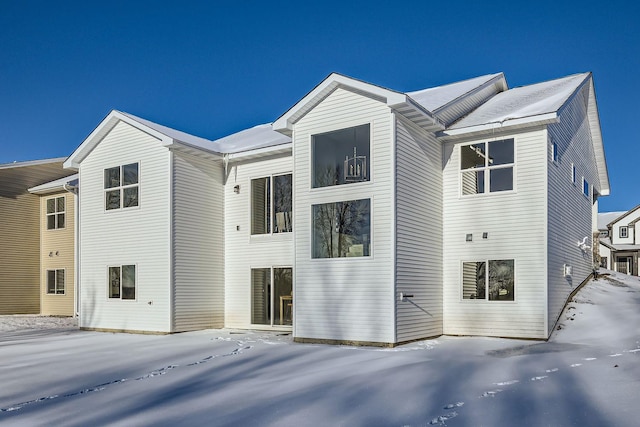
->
(47, 215, 56, 230)
(312, 124, 370, 188)
(57, 213, 65, 229)
(273, 174, 292, 233)
(104, 167, 120, 189)
(109, 267, 120, 298)
(461, 143, 486, 169)
(274, 268, 293, 326)
(47, 270, 56, 294)
(46, 198, 55, 214)
(488, 260, 514, 301)
(313, 199, 370, 258)
(56, 196, 65, 212)
(106, 190, 121, 210)
(123, 187, 138, 208)
(488, 139, 514, 165)
(122, 265, 136, 300)
(123, 163, 138, 186)
(489, 167, 513, 192)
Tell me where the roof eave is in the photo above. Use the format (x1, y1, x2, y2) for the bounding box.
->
(438, 112, 559, 139)
(162, 140, 223, 159)
(227, 142, 292, 161)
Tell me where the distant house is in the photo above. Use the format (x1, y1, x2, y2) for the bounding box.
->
(63, 71, 609, 345)
(29, 174, 78, 316)
(0, 159, 76, 315)
(598, 206, 640, 275)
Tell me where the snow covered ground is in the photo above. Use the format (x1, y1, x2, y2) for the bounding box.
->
(1, 271, 639, 426)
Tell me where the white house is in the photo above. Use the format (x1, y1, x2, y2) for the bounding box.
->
(64, 71, 609, 345)
(598, 206, 640, 275)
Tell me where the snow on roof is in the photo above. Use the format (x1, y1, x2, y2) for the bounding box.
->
(212, 123, 291, 154)
(407, 73, 503, 112)
(118, 111, 221, 154)
(28, 173, 78, 194)
(449, 73, 590, 129)
(598, 211, 627, 230)
(0, 157, 67, 169)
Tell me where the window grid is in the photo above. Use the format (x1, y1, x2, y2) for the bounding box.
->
(46, 269, 65, 295)
(104, 163, 139, 211)
(46, 196, 65, 230)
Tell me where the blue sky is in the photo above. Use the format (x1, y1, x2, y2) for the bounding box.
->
(1, 1, 638, 211)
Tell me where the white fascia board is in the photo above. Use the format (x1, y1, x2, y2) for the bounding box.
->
(64, 110, 175, 169)
(161, 140, 223, 159)
(440, 112, 559, 138)
(273, 73, 407, 132)
(227, 142, 292, 161)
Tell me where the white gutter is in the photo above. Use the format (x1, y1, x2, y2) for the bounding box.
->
(63, 182, 80, 318)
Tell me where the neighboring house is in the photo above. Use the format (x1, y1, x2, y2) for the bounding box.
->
(28, 174, 78, 316)
(63, 71, 609, 345)
(0, 158, 76, 315)
(598, 206, 640, 275)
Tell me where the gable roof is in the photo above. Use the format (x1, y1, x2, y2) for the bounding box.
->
(445, 73, 590, 133)
(64, 111, 223, 169)
(273, 73, 444, 135)
(212, 123, 291, 154)
(604, 205, 640, 228)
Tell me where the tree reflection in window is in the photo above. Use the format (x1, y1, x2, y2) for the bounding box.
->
(462, 259, 514, 301)
(313, 199, 370, 258)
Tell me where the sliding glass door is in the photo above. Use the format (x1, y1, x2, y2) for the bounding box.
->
(251, 267, 292, 326)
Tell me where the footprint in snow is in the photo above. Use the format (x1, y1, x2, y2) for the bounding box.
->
(429, 411, 458, 425)
(494, 380, 519, 386)
(546, 368, 559, 373)
(443, 402, 464, 409)
(480, 389, 503, 397)
(609, 353, 622, 357)
(583, 357, 597, 361)
(570, 363, 582, 367)
(530, 376, 547, 381)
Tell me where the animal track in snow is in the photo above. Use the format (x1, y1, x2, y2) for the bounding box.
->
(570, 363, 582, 367)
(530, 376, 547, 381)
(545, 368, 559, 373)
(443, 402, 464, 409)
(480, 389, 503, 398)
(494, 380, 519, 386)
(583, 357, 597, 361)
(609, 353, 622, 357)
(429, 411, 458, 425)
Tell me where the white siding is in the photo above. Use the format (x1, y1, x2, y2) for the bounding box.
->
(224, 154, 294, 328)
(79, 121, 171, 332)
(610, 209, 640, 245)
(598, 243, 612, 269)
(442, 129, 548, 339)
(546, 85, 601, 334)
(395, 116, 443, 342)
(293, 88, 396, 344)
(172, 152, 225, 332)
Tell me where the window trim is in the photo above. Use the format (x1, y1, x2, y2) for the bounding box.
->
(104, 162, 140, 212)
(250, 172, 293, 236)
(46, 268, 65, 295)
(107, 264, 137, 301)
(460, 259, 516, 302)
(620, 226, 629, 239)
(459, 138, 516, 197)
(309, 121, 373, 191)
(582, 177, 589, 198)
(551, 140, 558, 163)
(46, 195, 66, 230)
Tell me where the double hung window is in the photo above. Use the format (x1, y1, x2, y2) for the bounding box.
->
(105, 163, 139, 210)
(460, 139, 514, 195)
(108, 265, 136, 300)
(46, 269, 65, 294)
(46, 196, 65, 229)
(620, 226, 628, 238)
(462, 259, 515, 301)
(251, 174, 292, 235)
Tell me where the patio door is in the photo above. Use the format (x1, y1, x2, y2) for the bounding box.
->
(251, 267, 292, 326)
(616, 256, 633, 275)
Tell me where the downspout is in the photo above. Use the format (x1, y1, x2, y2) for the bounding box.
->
(63, 183, 79, 318)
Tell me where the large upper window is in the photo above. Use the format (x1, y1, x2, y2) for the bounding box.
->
(46, 196, 65, 230)
(108, 265, 136, 300)
(312, 198, 370, 258)
(460, 139, 514, 195)
(46, 269, 65, 295)
(462, 259, 515, 301)
(105, 163, 139, 210)
(312, 124, 370, 188)
(251, 174, 292, 235)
